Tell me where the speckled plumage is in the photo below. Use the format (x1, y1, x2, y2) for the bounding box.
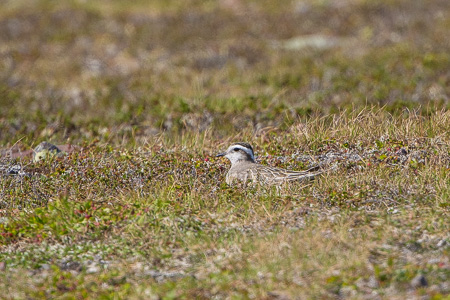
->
(216, 143, 320, 186)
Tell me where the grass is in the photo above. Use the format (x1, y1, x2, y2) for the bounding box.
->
(1, 110, 448, 299)
(0, 0, 449, 299)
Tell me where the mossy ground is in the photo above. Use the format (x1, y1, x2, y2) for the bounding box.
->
(0, 0, 449, 299)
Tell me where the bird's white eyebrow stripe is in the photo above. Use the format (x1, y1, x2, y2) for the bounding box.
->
(230, 144, 255, 161)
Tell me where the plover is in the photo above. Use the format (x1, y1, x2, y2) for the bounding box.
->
(216, 142, 321, 186)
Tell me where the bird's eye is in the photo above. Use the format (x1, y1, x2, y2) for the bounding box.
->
(233, 148, 239, 152)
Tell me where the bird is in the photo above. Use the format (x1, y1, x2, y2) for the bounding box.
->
(216, 142, 321, 186)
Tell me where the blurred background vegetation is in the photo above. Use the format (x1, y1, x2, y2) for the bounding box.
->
(0, 0, 449, 146)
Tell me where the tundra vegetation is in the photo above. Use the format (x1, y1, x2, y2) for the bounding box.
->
(0, 0, 448, 299)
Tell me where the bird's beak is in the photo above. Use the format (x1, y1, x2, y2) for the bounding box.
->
(216, 152, 226, 157)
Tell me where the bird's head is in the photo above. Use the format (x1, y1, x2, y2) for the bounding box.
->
(216, 142, 256, 165)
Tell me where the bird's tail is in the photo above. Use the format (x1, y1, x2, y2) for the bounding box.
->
(285, 166, 324, 181)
